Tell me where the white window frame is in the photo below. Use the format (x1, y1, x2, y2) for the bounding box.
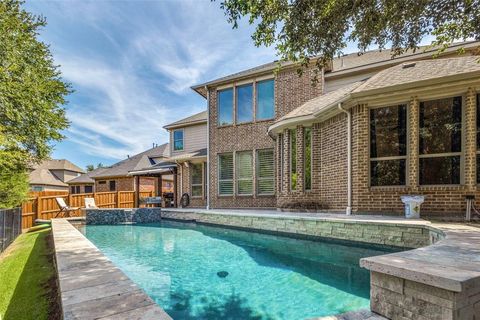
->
(236, 150, 254, 196)
(218, 153, 234, 196)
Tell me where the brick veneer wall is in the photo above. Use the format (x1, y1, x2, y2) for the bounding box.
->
(94, 177, 155, 193)
(207, 67, 323, 208)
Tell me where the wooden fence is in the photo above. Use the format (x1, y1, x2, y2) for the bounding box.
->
(21, 190, 154, 229)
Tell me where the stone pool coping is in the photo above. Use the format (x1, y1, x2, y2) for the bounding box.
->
(51, 219, 172, 320)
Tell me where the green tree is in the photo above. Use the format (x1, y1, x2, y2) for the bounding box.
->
(0, 0, 70, 207)
(85, 163, 104, 172)
(219, 0, 480, 73)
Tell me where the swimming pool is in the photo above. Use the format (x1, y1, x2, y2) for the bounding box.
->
(79, 220, 397, 319)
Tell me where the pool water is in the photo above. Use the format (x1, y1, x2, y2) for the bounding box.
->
(79, 221, 397, 320)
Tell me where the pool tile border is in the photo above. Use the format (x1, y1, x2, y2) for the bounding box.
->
(51, 219, 172, 320)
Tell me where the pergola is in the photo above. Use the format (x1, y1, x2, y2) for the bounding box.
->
(128, 161, 177, 207)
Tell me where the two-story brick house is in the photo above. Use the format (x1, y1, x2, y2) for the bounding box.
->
(192, 41, 480, 216)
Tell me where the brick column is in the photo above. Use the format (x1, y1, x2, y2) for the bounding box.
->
(408, 97, 419, 191)
(351, 104, 369, 211)
(312, 123, 321, 191)
(465, 88, 477, 190)
(296, 125, 305, 192)
(282, 130, 290, 194)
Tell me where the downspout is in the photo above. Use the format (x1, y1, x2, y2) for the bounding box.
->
(338, 103, 352, 215)
(205, 85, 210, 210)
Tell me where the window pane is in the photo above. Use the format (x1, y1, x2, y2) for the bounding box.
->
(109, 180, 116, 191)
(236, 84, 253, 123)
(290, 129, 297, 190)
(420, 156, 460, 185)
(85, 186, 93, 193)
(370, 105, 407, 158)
(192, 186, 203, 197)
(191, 163, 203, 185)
(218, 153, 233, 195)
(256, 79, 274, 120)
(304, 128, 312, 190)
(218, 89, 233, 125)
(257, 149, 274, 195)
(236, 151, 253, 194)
(370, 159, 406, 186)
(173, 130, 184, 151)
(419, 97, 462, 154)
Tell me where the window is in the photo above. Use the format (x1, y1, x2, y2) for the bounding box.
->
(218, 88, 233, 125)
(173, 130, 184, 151)
(236, 84, 253, 123)
(191, 163, 203, 197)
(109, 180, 116, 191)
(370, 105, 407, 186)
(256, 79, 275, 120)
(419, 96, 462, 185)
(98, 180, 106, 185)
(304, 127, 312, 190)
(85, 185, 93, 193)
(236, 151, 253, 195)
(279, 133, 284, 192)
(477, 94, 480, 183)
(70, 186, 80, 194)
(257, 149, 275, 195)
(290, 129, 297, 190)
(218, 153, 234, 195)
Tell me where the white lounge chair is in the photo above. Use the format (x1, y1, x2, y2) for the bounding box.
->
(54, 197, 80, 218)
(84, 197, 98, 209)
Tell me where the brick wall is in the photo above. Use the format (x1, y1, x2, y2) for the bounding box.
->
(208, 67, 323, 208)
(94, 177, 153, 193)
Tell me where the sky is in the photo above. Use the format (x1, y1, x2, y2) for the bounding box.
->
(25, 0, 281, 169)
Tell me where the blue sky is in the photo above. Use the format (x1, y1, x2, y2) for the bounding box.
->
(25, 0, 281, 169)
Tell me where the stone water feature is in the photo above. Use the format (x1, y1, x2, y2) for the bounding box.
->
(85, 207, 162, 225)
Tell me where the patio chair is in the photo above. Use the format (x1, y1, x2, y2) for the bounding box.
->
(84, 197, 98, 209)
(54, 197, 80, 218)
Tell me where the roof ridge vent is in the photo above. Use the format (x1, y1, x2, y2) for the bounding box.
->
(402, 62, 416, 69)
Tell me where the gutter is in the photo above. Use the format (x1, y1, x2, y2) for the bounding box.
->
(338, 103, 352, 215)
(205, 85, 210, 210)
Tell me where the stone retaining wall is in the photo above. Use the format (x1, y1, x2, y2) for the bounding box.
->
(161, 210, 442, 249)
(86, 208, 162, 225)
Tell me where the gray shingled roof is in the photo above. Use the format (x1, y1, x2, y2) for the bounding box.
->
(67, 167, 108, 184)
(29, 168, 68, 187)
(163, 110, 207, 130)
(354, 56, 480, 94)
(92, 143, 169, 179)
(192, 41, 479, 97)
(34, 159, 84, 173)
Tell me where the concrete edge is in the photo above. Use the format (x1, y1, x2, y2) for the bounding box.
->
(51, 219, 172, 320)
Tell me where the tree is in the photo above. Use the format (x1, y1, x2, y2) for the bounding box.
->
(85, 163, 104, 172)
(219, 0, 480, 73)
(0, 0, 71, 207)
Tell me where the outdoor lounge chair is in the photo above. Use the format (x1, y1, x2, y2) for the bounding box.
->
(54, 197, 80, 218)
(84, 197, 98, 209)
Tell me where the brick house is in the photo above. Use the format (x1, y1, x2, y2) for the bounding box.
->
(29, 159, 84, 192)
(192, 41, 480, 216)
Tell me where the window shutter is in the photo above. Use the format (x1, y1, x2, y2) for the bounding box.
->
(219, 154, 234, 195)
(236, 151, 253, 194)
(257, 149, 274, 195)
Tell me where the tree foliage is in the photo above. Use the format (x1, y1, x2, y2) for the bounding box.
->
(0, 0, 71, 207)
(219, 0, 480, 72)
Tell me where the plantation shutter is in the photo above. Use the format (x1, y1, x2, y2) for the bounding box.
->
(218, 153, 234, 195)
(257, 149, 275, 195)
(236, 151, 253, 195)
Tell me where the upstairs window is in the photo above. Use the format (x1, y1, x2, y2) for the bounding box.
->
(236, 84, 253, 123)
(257, 149, 275, 195)
(419, 96, 462, 185)
(370, 105, 407, 186)
(236, 151, 253, 195)
(256, 79, 275, 120)
(218, 88, 233, 126)
(191, 163, 203, 197)
(290, 129, 297, 191)
(173, 130, 184, 151)
(218, 153, 234, 195)
(304, 127, 312, 190)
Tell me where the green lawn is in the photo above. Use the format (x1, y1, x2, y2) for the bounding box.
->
(0, 228, 59, 320)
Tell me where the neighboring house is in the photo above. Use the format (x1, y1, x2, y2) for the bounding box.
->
(66, 167, 108, 194)
(163, 110, 208, 207)
(191, 40, 480, 216)
(29, 159, 84, 191)
(90, 143, 173, 193)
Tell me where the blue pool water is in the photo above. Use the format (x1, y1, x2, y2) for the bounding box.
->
(79, 221, 397, 320)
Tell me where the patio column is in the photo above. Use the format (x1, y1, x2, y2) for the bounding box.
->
(156, 175, 162, 197)
(465, 87, 477, 191)
(282, 129, 291, 194)
(173, 168, 178, 207)
(408, 97, 420, 191)
(134, 175, 140, 207)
